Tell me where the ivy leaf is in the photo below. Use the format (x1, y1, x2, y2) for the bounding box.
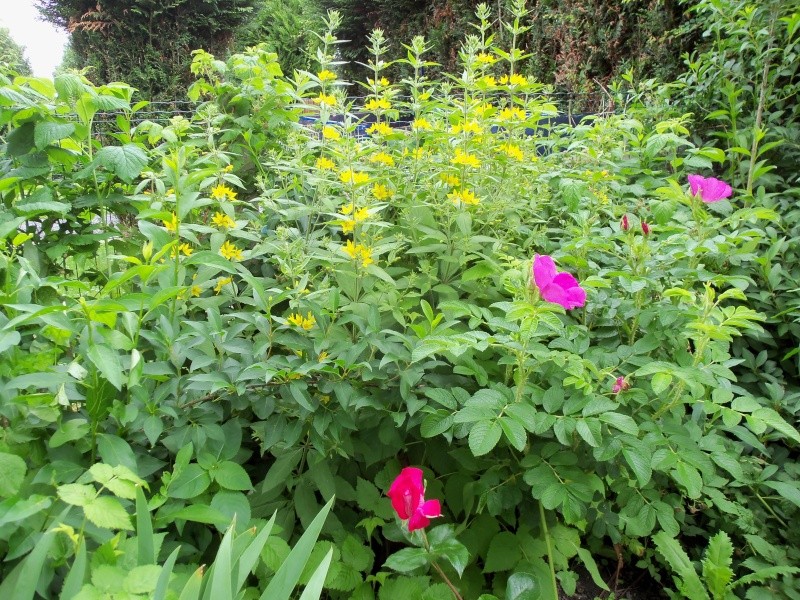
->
(84, 495, 133, 530)
(469, 421, 502, 456)
(94, 144, 148, 183)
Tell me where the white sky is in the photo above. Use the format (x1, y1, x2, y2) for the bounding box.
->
(1, 0, 69, 78)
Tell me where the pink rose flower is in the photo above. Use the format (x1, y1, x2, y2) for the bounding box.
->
(612, 376, 629, 394)
(387, 467, 442, 532)
(531, 254, 586, 310)
(687, 175, 733, 203)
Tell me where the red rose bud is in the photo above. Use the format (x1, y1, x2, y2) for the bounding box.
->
(621, 215, 629, 231)
(641, 221, 650, 235)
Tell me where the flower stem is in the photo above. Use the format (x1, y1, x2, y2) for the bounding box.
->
(421, 530, 463, 600)
(539, 501, 559, 600)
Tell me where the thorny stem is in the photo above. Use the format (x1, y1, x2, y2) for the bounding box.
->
(539, 501, 559, 600)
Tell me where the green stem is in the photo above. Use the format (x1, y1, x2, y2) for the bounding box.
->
(539, 501, 559, 600)
(421, 530, 463, 600)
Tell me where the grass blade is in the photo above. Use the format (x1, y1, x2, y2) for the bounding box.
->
(236, 512, 277, 590)
(59, 537, 87, 600)
(153, 546, 182, 600)
(136, 486, 155, 565)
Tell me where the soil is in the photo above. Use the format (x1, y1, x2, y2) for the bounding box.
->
(560, 565, 668, 600)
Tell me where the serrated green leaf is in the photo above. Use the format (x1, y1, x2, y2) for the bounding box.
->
(0, 452, 26, 497)
(94, 144, 148, 183)
(58, 483, 97, 507)
(84, 495, 133, 530)
(469, 421, 502, 456)
(383, 547, 429, 573)
(34, 121, 76, 149)
(652, 532, 709, 600)
(484, 532, 520, 573)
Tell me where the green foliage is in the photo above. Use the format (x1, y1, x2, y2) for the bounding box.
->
(0, 27, 32, 76)
(35, 0, 258, 101)
(1, 3, 800, 599)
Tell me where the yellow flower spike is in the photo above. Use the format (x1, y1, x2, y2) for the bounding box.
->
(448, 188, 480, 206)
(162, 212, 179, 232)
(219, 240, 244, 261)
(317, 69, 337, 82)
(212, 212, 237, 229)
(499, 143, 524, 161)
(476, 52, 497, 65)
(315, 156, 336, 170)
(451, 148, 481, 168)
(369, 152, 395, 167)
(359, 246, 374, 267)
(211, 183, 237, 201)
(365, 98, 392, 111)
(322, 125, 341, 140)
(372, 183, 393, 200)
(302, 312, 316, 330)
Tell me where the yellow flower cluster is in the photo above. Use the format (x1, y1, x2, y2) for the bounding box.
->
(451, 148, 481, 168)
(367, 122, 392, 136)
(288, 312, 316, 330)
(365, 98, 391, 111)
(368, 77, 390, 87)
(372, 183, 393, 200)
(475, 102, 494, 116)
(212, 212, 236, 229)
(314, 93, 336, 106)
(441, 173, 460, 187)
(340, 204, 369, 234)
(220, 240, 244, 261)
(476, 52, 497, 65)
(499, 73, 528, 86)
(448, 188, 480, 206)
(211, 184, 237, 201)
(170, 242, 193, 258)
(451, 120, 483, 135)
(343, 239, 374, 267)
(412, 117, 432, 130)
(317, 70, 337, 82)
(369, 152, 395, 167)
(480, 76, 497, 87)
(315, 156, 336, 170)
(214, 276, 233, 294)
(498, 143, 524, 161)
(340, 169, 370, 185)
(498, 106, 526, 121)
(162, 212, 179, 232)
(322, 125, 341, 140)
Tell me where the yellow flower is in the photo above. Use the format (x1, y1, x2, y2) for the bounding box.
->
(499, 106, 526, 121)
(368, 76, 390, 87)
(440, 173, 460, 187)
(214, 276, 233, 294)
(476, 52, 497, 65)
(451, 120, 483, 135)
(499, 73, 528, 87)
(410, 147, 427, 160)
(451, 148, 481, 168)
(170, 242, 193, 258)
(340, 206, 369, 234)
(412, 117, 432, 130)
(340, 169, 370, 185)
(372, 183, 393, 200)
(498, 142, 524, 161)
(288, 312, 315, 330)
(316, 156, 336, 170)
(162, 212, 178, 232)
(211, 183, 237, 201)
(448, 188, 480, 206)
(220, 240, 244, 261)
(322, 125, 341, 140)
(366, 122, 392, 136)
(480, 76, 497, 87)
(314, 93, 336, 106)
(223, 164, 234, 173)
(341, 219, 355, 234)
(365, 97, 391, 111)
(342, 240, 373, 267)
(354, 207, 369, 221)
(191, 285, 202, 297)
(318, 351, 329, 361)
(317, 69, 337, 82)
(341, 202, 355, 216)
(475, 102, 494, 116)
(369, 152, 395, 167)
(212, 211, 237, 229)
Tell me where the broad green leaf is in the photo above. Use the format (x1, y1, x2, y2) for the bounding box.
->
(86, 345, 125, 391)
(58, 483, 96, 507)
(484, 532, 521, 573)
(469, 421, 503, 456)
(622, 447, 652, 486)
(34, 121, 76, 149)
(750, 408, 800, 443)
(702, 532, 733, 598)
(763, 481, 800, 510)
(383, 547, 428, 573)
(0, 495, 52, 527)
(0, 452, 26, 497)
(123, 565, 162, 594)
(84, 495, 133, 530)
(94, 144, 148, 183)
(168, 464, 211, 499)
(652, 532, 709, 600)
(214, 461, 253, 491)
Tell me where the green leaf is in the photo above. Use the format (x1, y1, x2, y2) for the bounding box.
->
(652, 532, 709, 600)
(299, 548, 334, 600)
(58, 483, 96, 507)
(86, 345, 125, 391)
(383, 547, 429, 573)
(214, 461, 253, 491)
(485, 532, 521, 572)
(431, 538, 469, 577)
(168, 464, 211, 499)
(60, 538, 87, 600)
(672, 462, 703, 499)
(94, 144, 148, 183)
(702, 532, 733, 599)
(622, 447, 652, 486)
(0, 530, 57, 600)
(0, 495, 52, 527)
(0, 452, 26, 497)
(124, 565, 162, 594)
(207, 524, 235, 600)
(469, 421, 502, 456)
(84, 495, 133, 530)
(763, 481, 800, 510)
(136, 487, 155, 565)
(34, 121, 76, 149)
(577, 548, 610, 591)
(750, 408, 800, 443)
(499, 417, 527, 451)
(259, 496, 334, 600)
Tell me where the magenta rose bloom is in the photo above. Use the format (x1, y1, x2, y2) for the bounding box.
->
(687, 174, 733, 203)
(532, 254, 586, 310)
(387, 467, 442, 532)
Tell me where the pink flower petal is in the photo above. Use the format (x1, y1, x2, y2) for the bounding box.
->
(387, 467, 424, 520)
(563, 286, 586, 309)
(419, 499, 442, 518)
(532, 254, 556, 290)
(552, 272, 579, 289)
(688, 174, 704, 196)
(407, 510, 431, 532)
